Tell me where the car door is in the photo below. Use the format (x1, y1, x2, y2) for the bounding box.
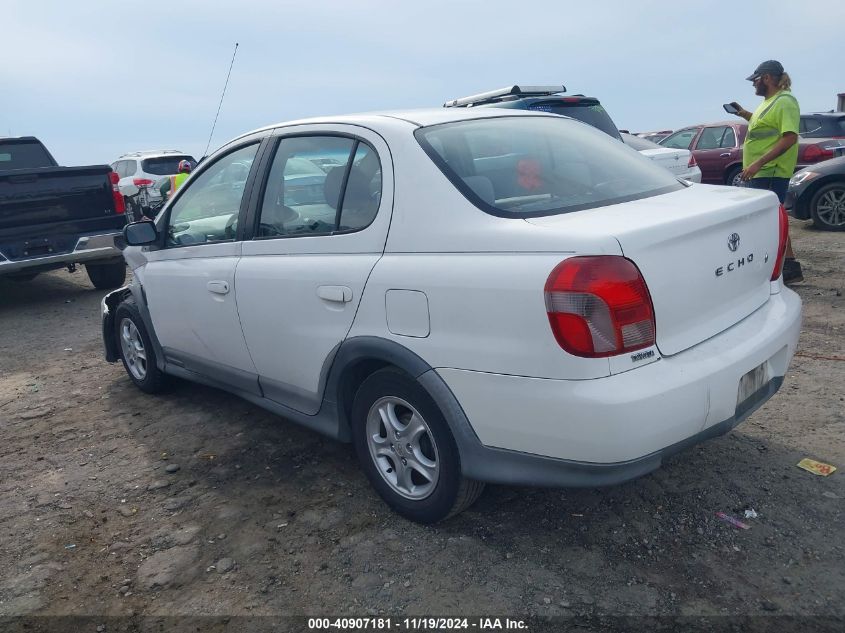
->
(140, 137, 266, 393)
(693, 126, 734, 184)
(235, 125, 393, 414)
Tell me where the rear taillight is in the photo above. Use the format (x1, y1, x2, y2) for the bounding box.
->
(801, 144, 834, 163)
(133, 178, 154, 187)
(544, 256, 656, 358)
(687, 153, 697, 168)
(110, 171, 125, 214)
(771, 204, 789, 281)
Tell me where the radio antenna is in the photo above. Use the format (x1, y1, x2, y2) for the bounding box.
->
(204, 42, 239, 157)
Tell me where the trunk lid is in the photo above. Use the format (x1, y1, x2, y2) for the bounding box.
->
(525, 184, 779, 356)
(638, 148, 693, 178)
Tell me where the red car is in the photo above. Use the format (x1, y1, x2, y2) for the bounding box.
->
(659, 121, 843, 186)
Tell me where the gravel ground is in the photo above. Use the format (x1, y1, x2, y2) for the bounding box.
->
(0, 218, 842, 625)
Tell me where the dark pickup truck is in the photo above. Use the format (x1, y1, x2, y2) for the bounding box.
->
(0, 136, 127, 289)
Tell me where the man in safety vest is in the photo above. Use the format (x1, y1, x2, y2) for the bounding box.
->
(729, 59, 803, 284)
(158, 159, 194, 200)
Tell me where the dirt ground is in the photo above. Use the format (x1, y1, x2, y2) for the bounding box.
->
(0, 218, 843, 626)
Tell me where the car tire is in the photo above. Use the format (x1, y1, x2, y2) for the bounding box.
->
(86, 261, 127, 289)
(351, 368, 484, 523)
(114, 300, 165, 394)
(726, 165, 743, 187)
(809, 181, 845, 231)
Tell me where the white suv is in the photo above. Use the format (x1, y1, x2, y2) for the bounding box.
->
(102, 108, 802, 523)
(110, 150, 196, 211)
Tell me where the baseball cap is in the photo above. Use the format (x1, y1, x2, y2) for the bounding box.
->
(746, 60, 784, 81)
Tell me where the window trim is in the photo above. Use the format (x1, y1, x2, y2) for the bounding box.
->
(158, 139, 265, 250)
(248, 132, 383, 242)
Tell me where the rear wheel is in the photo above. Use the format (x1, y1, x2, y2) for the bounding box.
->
(726, 165, 743, 187)
(809, 181, 845, 231)
(86, 261, 126, 289)
(115, 300, 165, 393)
(351, 368, 484, 523)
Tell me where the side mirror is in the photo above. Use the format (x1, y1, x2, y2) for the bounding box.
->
(124, 221, 158, 246)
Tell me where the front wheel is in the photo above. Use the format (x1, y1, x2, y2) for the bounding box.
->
(809, 181, 845, 231)
(351, 368, 484, 523)
(114, 300, 165, 393)
(86, 261, 126, 289)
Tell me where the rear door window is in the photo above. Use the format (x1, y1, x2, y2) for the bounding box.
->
(416, 116, 682, 218)
(256, 135, 382, 238)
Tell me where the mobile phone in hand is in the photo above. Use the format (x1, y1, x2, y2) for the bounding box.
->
(723, 103, 739, 114)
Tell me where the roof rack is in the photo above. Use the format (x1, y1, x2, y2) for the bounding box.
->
(444, 85, 567, 108)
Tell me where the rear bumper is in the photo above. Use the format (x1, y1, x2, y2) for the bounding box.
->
(437, 288, 801, 486)
(0, 232, 122, 275)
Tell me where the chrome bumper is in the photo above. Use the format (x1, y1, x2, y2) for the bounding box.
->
(0, 233, 121, 274)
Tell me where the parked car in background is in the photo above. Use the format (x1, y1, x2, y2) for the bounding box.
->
(0, 136, 127, 288)
(111, 150, 196, 217)
(800, 112, 845, 139)
(638, 130, 674, 144)
(786, 155, 845, 231)
(621, 132, 701, 182)
(104, 108, 800, 523)
(443, 85, 623, 140)
(660, 121, 844, 186)
(659, 122, 746, 186)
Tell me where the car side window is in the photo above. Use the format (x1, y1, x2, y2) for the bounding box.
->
(165, 143, 259, 247)
(661, 129, 697, 150)
(256, 136, 381, 238)
(696, 127, 725, 150)
(721, 127, 737, 148)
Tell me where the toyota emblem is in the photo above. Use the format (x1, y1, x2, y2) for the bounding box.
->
(728, 233, 740, 252)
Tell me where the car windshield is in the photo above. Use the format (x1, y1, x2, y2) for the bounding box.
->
(416, 116, 683, 217)
(142, 155, 196, 176)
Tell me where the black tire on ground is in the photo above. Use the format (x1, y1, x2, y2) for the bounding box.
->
(86, 261, 126, 289)
(350, 368, 484, 523)
(809, 181, 845, 231)
(114, 300, 166, 394)
(725, 165, 743, 187)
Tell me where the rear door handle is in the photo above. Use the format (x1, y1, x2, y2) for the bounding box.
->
(207, 280, 230, 295)
(719, 152, 731, 158)
(317, 285, 352, 303)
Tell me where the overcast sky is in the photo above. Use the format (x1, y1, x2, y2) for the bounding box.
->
(3, 0, 843, 165)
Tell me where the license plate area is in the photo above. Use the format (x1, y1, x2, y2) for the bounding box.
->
(737, 361, 769, 408)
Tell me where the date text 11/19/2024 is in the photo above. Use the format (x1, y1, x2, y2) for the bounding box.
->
(308, 617, 528, 630)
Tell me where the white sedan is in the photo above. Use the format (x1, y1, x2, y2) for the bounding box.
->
(103, 108, 801, 523)
(622, 132, 702, 182)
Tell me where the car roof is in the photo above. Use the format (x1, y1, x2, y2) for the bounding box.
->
(117, 150, 192, 159)
(803, 112, 845, 117)
(225, 107, 554, 146)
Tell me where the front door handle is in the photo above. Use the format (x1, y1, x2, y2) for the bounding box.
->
(317, 285, 352, 303)
(719, 152, 731, 158)
(207, 280, 230, 295)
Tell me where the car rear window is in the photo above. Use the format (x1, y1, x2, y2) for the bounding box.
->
(528, 101, 622, 140)
(0, 141, 56, 169)
(141, 155, 196, 176)
(801, 116, 845, 138)
(416, 116, 684, 218)
(621, 133, 663, 151)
